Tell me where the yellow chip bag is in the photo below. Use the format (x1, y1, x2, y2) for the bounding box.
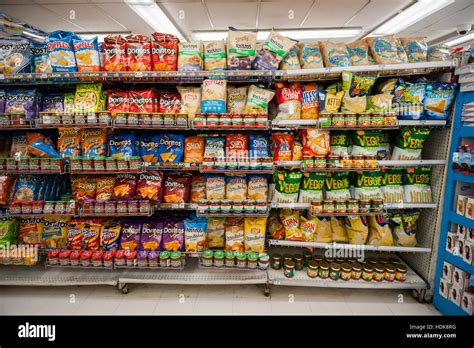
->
(42, 217, 69, 249)
(244, 217, 267, 253)
(74, 83, 102, 112)
(226, 176, 247, 201)
(225, 217, 244, 252)
(330, 217, 349, 243)
(314, 216, 332, 243)
(300, 216, 317, 242)
(345, 215, 369, 245)
(279, 209, 303, 241)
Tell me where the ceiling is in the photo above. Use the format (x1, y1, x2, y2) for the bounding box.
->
(0, 0, 472, 45)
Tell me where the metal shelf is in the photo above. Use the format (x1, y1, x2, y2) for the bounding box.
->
(267, 239, 432, 253)
(398, 120, 447, 127)
(378, 160, 446, 167)
(271, 202, 437, 210)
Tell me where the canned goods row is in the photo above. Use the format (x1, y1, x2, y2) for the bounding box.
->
(0, 157, 64, 173)
(9, 200, 77, 216)
(70, 156, 141, 173)
(197, 200, 268, 214)
(319, 112, 398, 128)
(115, 112, 188, 127)
(302, 155, 378, 170)
(81, 200, 152, 216)
(310, 199, 384, 214)
(193, 113, 268, 128)
(201, 249, 269, 270)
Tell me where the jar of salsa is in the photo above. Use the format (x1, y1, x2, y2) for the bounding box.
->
(384, 263, 396, 282)
(303, 156, 314, 170)
(303, 251, 312, 267)
(362, 264, 374, 281)
(329, 262, 341, 280)
(236, 252, 247, 268)
(271, 254, 282, 270)
(371, 199, 384, 213)
(352, 155, 365, 169)
(327, 155, 340, 169)
(202, 250, 214, 267)
(59, 250, 71, 266)
(258, 253, 270, 270)
(311, 200, 323, 214)
(170, 251, 182, 268)
(341, 156, 352, 169)
(319, 261, 330, 279)
(247, 252, 258, 269)
(395, 265, 407, 282)
(384, 111, 398, 126)
(373, 263, 385, 281)
(358, 113, 372, 127)
(284, 260, 295, 278)
(331, 113, 345, 127)
(335, 200, 346, 213)
(294, 255, 304, 270)
(114, 250, 126, 267)
(340, 263, 352, 281)
(351, 262, 362, 280)
(159, 251, 170, 268)
(364, 155, 377, 169)
(307, 260, 319, 278)
(347, 199, 359, 213)
(313, 156, 326, 168)
(323, 200, 335, 213)
(370, 113, 384, 127)
(358, 200, 371, 213)
(225, 251, 235, 267)
(344, 113, 357, 127)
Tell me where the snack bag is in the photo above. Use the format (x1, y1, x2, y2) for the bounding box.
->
(205, 174, 226, 201)
(184, 136, 205, 163)
(140, 219, 163, 251)
(112, 174, 137, 200)
(108, 132, 138, 159)
(301, 84, 319, 119)
(41, 94, 64, 113)
(157, 134, 185, 163)
(158, 93, 181, 113)
(319, 90, 344, 114)
(129, 89, 155, 113)
(137, 172, 163, 202)
(226, 134, 248, 160)
(227, 29, 257, 70)
(244, 85, 275, 115)
(244, 217, 266, 252)
(0, 175, 14, 205)
(227, 86, 247, 114)
(151, 32, 179, 71)
(301, 129, 330, 157)
(119, 219, 142, 250)
(81, 219, 102, 251)
(299, 216, 316, 242)
(325, 172, 350, 200)
(272, 133, 293, 161)
(280, 46, 300, 70)
(9, 133, 28, 157)
(177, 87, 201, 118)
(74, 83, 102, 112)
(103, 35, 127, 72)
(106, 91, 129, 115)
(391, 211, 419, 247)
(100, 220, 122, 251)
(382, 168, 404, 203)
(314, 216, 332, 243)
(391, 128, 430, 160)
(367, 215, 393, 246)
(267, 211, 285, 240)
(423, 82, 457, 120)
(178, 41, 203, 71)
(279, 209, 302, 241)
(319, 41, 351, 67)
(226, 176, 247, 201)
(273, 170, 302, 203)
(396, 39, 409, 63)
(274, 82, 303, 119)
(0, 218, 18, 247)
(248, 134, 269, 159)
(403, 167, 432, 203)
(139, 134, 161, 163)
(204, 137, 225, 160)
(26, 133, 59, 158)
(42, 217, 69, 249)
(341, 71, 377, 97)
(81, 128, 107, 158)
(225, 217, 244, 252)
(247, 175, 268, 201)
(331, 217, 349, 243)
(95, 176, 115, 201)
(253, 31, 296, 70)
(190, 174, 206, 203)
(330, 131, 350, 156)
(19, 217, 44, 245)
(427, 44, 450, 61)
(298, 42, 323, 69)
(367, 36, 400, 64)
(298, 172, 325, 203)
(204, 40, 227, 70)
(184, 217, 207, 252)
(351, 130, 380, 156)
(63, 93, 75, 113)
(353, 171, 384, 200)
(347, 39, 370, 65)
(73, 36, 101, 72)
(31, 42, 52, 73)
(47, 31, 78, 72)
(400, 37, 428, 63)
(5, 89, 40, 120)
(125, 34, 153, 71)
(0, 37, 31, 74)
(344, 215, 369, 245)
(207, 217, 225, 249)
(201, 79, 227, 113)
(75, 176, 96, 202)
(162, 174, 191, 203)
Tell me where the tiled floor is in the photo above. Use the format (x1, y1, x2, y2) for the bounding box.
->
(0, 285, 440, 315)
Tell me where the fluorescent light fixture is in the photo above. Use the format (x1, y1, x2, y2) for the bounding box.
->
(77, 33, 131, 42)
(125, 0, 186, 41)
(192, 28, 362, 41)
(444, 32, 474, 47)
(371, 0, 454, 36)
(22, 31, 46, 41)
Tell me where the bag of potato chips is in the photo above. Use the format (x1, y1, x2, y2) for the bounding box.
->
(178, 41, 203, 71)
(227, 86, 247, 114)
(400, 37, 428, 63)
(280, 209, 302, 241)
(347, 39, 370, 65)
(367, 36, 400, 64)
(319, 41, 351, 67)
(204, 40, 226, 70)
(244, 85, 275, 115)
(206, 217, 225, 249)
(184, 136, 205, 163)
(243, 217, 267, 252)
(225, 217, 244, 252)
(298, 42, 324, 69)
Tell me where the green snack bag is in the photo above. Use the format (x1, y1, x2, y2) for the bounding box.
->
(382, 168, 404, 203)
(330, 131, 350, 156)
(392, 127, 430, 160)
(0, 218, 19, 246)
(391, 211, 420, 247)
(298, 172, 326, 203)
(273, 170, 302, 203)
(353, 171, 384, 200)
(351, 130, 381, 156)
(325, 171, 350, 200)
(403, 167, 432, 203)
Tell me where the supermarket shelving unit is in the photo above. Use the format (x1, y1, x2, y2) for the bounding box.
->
(433, 90, 474, 315)
(0, 61, 454, 295)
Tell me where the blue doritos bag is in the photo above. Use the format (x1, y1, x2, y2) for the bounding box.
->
(109, 133, 138, 159)
(139, 134, 161, 163)
(248, 134, 269, 159)
(47, 30, 79, 72)
(423, 82, 458, 120)
(157, 134, 185, 163)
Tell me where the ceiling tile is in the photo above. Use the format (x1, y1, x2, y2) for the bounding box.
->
(95, 3, 153, 35)
(205, 1, 259, 30)
(160, 1, 212, 36)
(302, 0, 368, 27)
(258, 0, 314, 28)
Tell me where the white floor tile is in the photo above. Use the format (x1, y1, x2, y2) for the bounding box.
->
(270, 301, 313, 315)
(114, 298, 158, 315)
(232, 298, 272, 315)
(388, 303, 439, 316)
(347, 302, 393, 315)
(309, 302, 353, 315)
(153, 297, 197, 315)
(193, 300, 233, 315)
(75, 297, 121, 315)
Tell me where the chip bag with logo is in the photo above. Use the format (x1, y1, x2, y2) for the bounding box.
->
(274, 82, 302, 119)
(58, 128, 82, 160)
(400, 37, 428, 63)
(299, 172, 325, 203)
(227, 86, 247, 114)
(129, 89, 155, 114)
(225, 217, 244, 252)
(31, 41, 52, 73)
(157, 133, 185, 163)
(162, 219, 184, 251)
(74, 83, 102, 113)
(19, 217, 44, 245)
(184, 217, 207, 252)
(325, 171, 350, 200)
(207, 217, 225, 249)
(346, 39, 370, 65)
(423, 82, 457, 120)
(162, 174, 191, 203)
(184, 136, 205, 163)
(151, 32, 179, 71)
(100, 219, 122, 251)
(107, 90, 130, 115)
(140, 219, 163, 251)
(47, 30, 79, 72)
(76, 176, 96, 202)
(73, 36, 101, 72)
(109, 132, 138, 159)
(95, 176, 115, 201)
(66, 218, 85, 250)
(42, 217, 69, 249)
(297, 42, 323, 69)
(81, 219, 102, 251)
(178, 41, 204, 71)
(126, 34, 153, 71)
(204, 137, 225, 160)
(280, 209, 302, 241)
(319, 41, 351, 67)
(27, 132, 59, 158)
(226, 176, 247, 201)
(205, 174, 226, 201)
(301, 129, 330, 157)
(273, 170, 302, 203)
(226, 134, 248, 160)
(367, 35, 400, 64)
(301, 84, 320, 119)
(272, 133, 293, 161)
(137, 172, 163, 202)
(159, 93, 181, 113)
(112, 174, 137, 200)
(81, 128, 107, 158)
(190, 174, 206, 203)
(243, 216, 266, 252)
(103, 34, 127, 72)
(119, 219, 142, 250)
(244, 85, 275, 115)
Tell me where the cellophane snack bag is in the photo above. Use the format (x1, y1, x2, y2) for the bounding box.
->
(331, 217, 349, 243)
(273, 170, 302, 203)
(81, 128, 107, 158)
(301, 129, 330, 157)
(75, 176, 96, 202)
(225, 217, 244, 252)
(95, 176, 115, 201)
(19, 217, 43, 245)
(5, 89, 40, 120)
(0, 175, 14, 205)
(184, 136, 205, 163)
(298, 172, 326, 203)
(427, 44, 451, 61)
(162, 174, 191, 203)
(325, 172, 350, 200)
(423, 82, 457, 120)
(157, 133, 185, 163)
(103, 35, 127, 72)
(47, 31, 78, 72)
(205, 174, 226, 201)
(140, 219, 163, 251)
(226, 134, 248, 160)
(129, 89, 155, 113)
(107, 90, 129, 115)
(377, 131, 391, 160)
(300, 216, 316, 242)
(137, 172, 163, 202)
(100, 219, 122, 251)
(391, 211, 419, 247)
(41, 94, 64, 113)
(367, 215, 394, 246)
(248, 134, 269, 160)
(313, 216, 331, 243)
(319, 41, 351, 67)
(177, 87, 201, 119)
(151, 32, 179, 71)
(394, 81, 426, 120)
(353, 171, 384, 200)
(112, 174, 137, 200)
(297, 42, 323, 69)
(350, 130, 381, 157)
(162, 219, 185, 251)
(178, 41, 203, 71)
(267, 210, 285, 240)
(207, 217, 225, 249)
(227, 86, 247, 114)
(301, 84, 319, 119)
(280, 46, 301, 70)
(382, 168, 404, 203)
(226, 176, 247, 201)
(9, 132, 28, 157)
(252, 31, 296, 70)
(66, 219, 84, 250)
(81, 219, 102, 251)
(280, 209, 302, 241)
(243, 217, 267, 252)
(244, 85, 275, 115)
(27, 133, 59, 158)
(344, 215, 369, 245)
(272, 133, 293, 161)
(330, 131, 350, 156)
(400, 37, 428, 63)
(126, 34, 153, 71)
(396, 39, 409, 63)
(274, 82, 302, 119)
(42, 217, 69, 249)
(247, 175, 268, 201)
(119, 219, 142, 250)
(109, 132, 138, 159)
(201, 79, 227, 113)
(347, 39, 370, 65)
(190, 174, 206, 203)
(367, 36, 401, 64)
(392, 128, 430, 160)
(204, 137, 225, 160)
(227, 29, 257, 70)
(73, 36, 101, 72)
(74, 83, 102, 112)
(204, 40, 227, 70)
(159, 93, 181, 113)
(403, 167, 432, 203)
(139, 134, 160, 163)
(184, 217, 207, 252)
(31, 41, 52, 73)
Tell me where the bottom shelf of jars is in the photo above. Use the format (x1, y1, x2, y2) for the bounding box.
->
(267, 259, 426, 289)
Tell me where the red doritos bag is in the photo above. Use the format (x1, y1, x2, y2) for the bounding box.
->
(107, 90, 130, 115)
(162, 174, 191, 203)
(112, 174, 137, 200)
(126, 34, 153, 72)
(151, 32, 179, 71)
(159, 93, 181, 113)
(129, 89, 155, 113)
(137, 172, 163, 202)
(103, 35, 127, 72)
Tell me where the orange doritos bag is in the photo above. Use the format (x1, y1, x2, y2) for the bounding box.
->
(184, 136, 205, 163)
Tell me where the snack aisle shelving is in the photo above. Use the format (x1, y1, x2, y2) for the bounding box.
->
(0, 61, 454, 296)
(433, 90, 474, 316)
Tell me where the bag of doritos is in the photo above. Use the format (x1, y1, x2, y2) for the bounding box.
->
(126, 34, 153, 71)
(163, 174, 191, 203)
(108, 132, 138, 158)
(157, 134, 185, 163)
(139, 134, 160, 163)
(151, 32, 179, 71)
(107, 90, 130, 115)
(159, 93, 181, 113)
(103, 35, 127, 72)
(112, 174, 137, 200)
(137, 172, 163, 202)
(129, 89, 155, 113)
